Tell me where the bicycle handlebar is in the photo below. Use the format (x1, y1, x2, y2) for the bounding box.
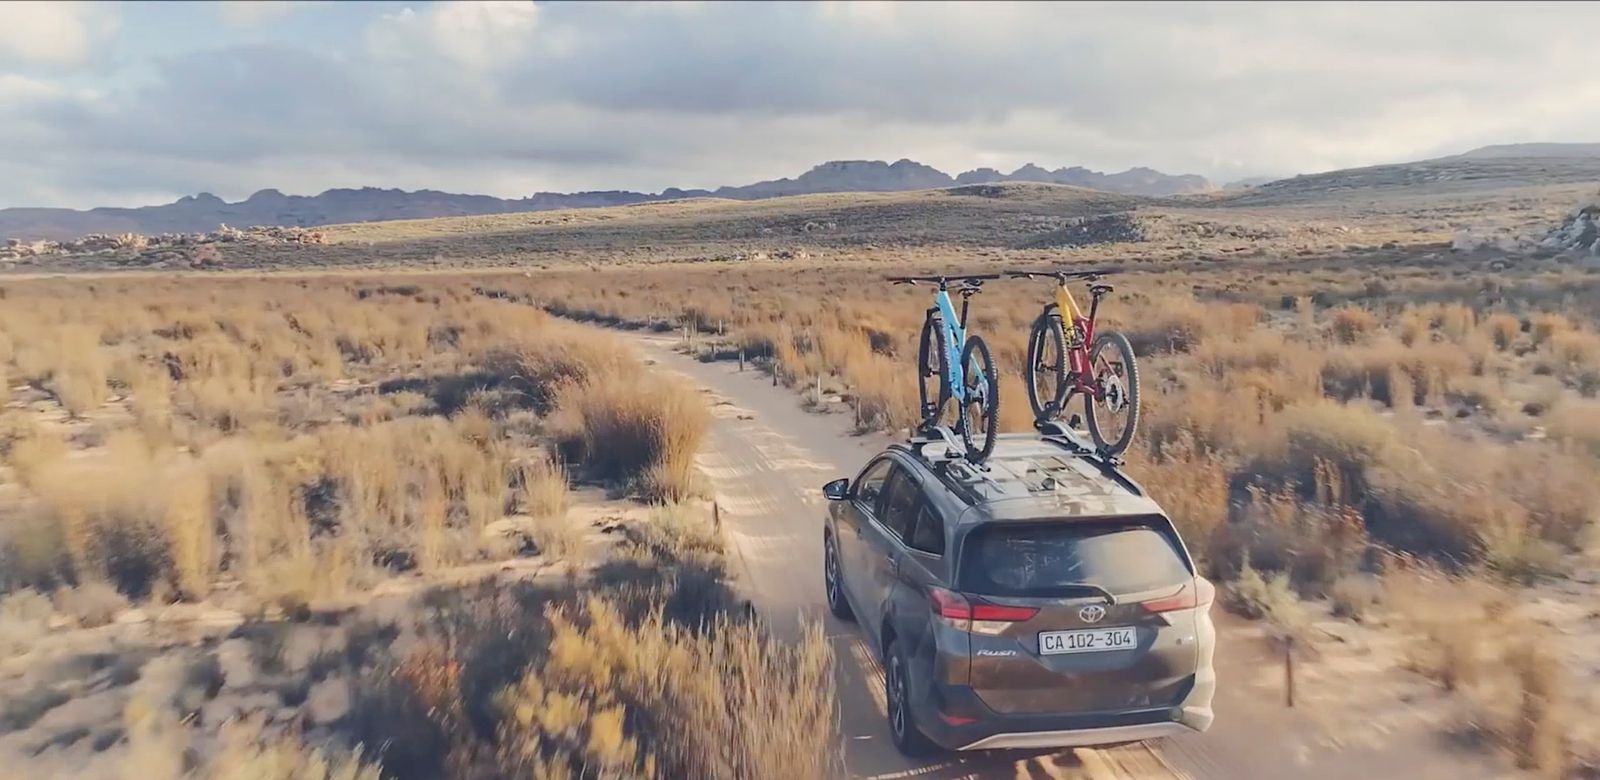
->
(1004, 268, 1120, 279)
(887, 273, 1002, 287)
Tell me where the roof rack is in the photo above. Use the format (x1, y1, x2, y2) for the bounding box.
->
(900, 421, 1134, 482)
(1033, 420, 1144, 496)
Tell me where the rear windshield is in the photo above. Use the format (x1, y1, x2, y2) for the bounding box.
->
(959, 520, 1191, 598)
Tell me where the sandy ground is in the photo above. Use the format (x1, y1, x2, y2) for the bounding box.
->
(628, 333, 1516, 780)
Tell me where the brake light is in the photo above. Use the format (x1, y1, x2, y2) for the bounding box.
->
(930, 587, 1038, 634)
(1140, 577, 1215, 614)
(930, 587, 972, 620)
(972, 603, 1040, 621)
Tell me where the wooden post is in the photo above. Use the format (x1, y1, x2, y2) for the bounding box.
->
(1284, 636, 1296, 708)
(713, 501, 721, 530)
(815, 374, 823, 405)
(739, 348, 745, 372)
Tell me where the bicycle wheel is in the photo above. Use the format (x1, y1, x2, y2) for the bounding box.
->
(1025, 310, 1068, 424)
(916, 312, 950, 427)
(1084, 330, 1141, 455)
(958, 336, 1000, 463)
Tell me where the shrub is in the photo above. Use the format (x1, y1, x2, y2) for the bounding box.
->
(1129, 431, 1228, 573)
(1225, 560, 1304, 631)
(496, 599, 837, 780)
(1508, 640, 1571, 778)
(1116, 297, 1209, 355)
(1214, 489, 1366, 593)
(1330, 307, 1379, 344)
(555, 373, 709, 502)
(516, 455, 569, 519)
(1530, 313, 1570, 347)
(1328, 574, 1380, 621)
(1485, 313, 1522, 351)
(1386, 567, 1511, 692)
(1249, 400, 1404, 502)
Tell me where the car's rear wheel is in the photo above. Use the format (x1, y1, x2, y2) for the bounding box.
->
(885, 639, 937, 757)
(824, 535, 853, 621)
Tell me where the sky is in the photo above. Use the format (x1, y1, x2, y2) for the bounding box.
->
(1, 0, 1597, 210)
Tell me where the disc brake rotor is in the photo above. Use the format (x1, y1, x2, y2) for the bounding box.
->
(1098, 371, 1126, 413)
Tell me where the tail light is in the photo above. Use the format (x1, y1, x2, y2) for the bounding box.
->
(1140, 577, 1215, 614)
(930, 587, 1038, 635)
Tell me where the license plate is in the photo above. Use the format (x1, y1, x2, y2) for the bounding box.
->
(1039, 627, 1136, 655)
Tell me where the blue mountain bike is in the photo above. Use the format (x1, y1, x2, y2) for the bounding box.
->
(889, 274, 1002, 463)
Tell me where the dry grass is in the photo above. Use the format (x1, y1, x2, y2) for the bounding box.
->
(335, 502, 835, 780)
(516, 455, 570, 519)
(552, 373, 709, 502)
(1387, 567, 1576, 776)
(0, 275, 713, 607)
(499, 599, 836, 779)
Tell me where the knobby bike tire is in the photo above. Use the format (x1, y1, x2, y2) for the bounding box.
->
(1025, 310, 1068, 424)
(916, 312, 951, 427)
(1084, 330, 1141, 455)
(958, 336, 1000, 463)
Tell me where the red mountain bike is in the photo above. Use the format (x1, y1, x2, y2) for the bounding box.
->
(1007, 269, 1141, 456)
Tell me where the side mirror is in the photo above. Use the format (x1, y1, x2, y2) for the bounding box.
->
(822, 478, 850, 501)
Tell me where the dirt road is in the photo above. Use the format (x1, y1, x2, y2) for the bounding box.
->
(629, 334, 1504, 780)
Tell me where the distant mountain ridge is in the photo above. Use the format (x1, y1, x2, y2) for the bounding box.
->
(1450, 142, 1600, 160)
(0, 159, 1212, 241)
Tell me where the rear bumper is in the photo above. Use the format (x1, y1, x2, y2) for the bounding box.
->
(960, 719, 1197, 751)
(919, 669, 1215, 751)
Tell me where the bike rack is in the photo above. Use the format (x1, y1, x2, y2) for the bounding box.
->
(1035, 420, 1127, 469)
(907, 424, 969, 465)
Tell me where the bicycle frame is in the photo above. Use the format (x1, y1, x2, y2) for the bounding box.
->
(1054, 280, 1104, 399)
(933, 288, 981, 403)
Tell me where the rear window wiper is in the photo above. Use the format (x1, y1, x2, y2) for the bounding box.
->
(1054, 583, 1117, 605)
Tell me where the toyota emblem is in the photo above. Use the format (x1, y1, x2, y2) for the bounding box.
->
(1078, 604, 1106, 623)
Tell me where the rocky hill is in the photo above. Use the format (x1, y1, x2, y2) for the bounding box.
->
(954, 163, 1212, 196)
(0, 159, 1210, 241)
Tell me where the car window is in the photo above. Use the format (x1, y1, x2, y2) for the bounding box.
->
(959, 520, 1190, 597)
(854, 459, 892, 507)
(878, 467, 921, 540)
(906, 503, 945, 556)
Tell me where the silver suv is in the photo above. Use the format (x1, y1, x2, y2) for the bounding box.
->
(821, 432, 1215, 755)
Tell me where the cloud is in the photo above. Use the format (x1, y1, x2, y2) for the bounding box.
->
(2, 1, 1599, 209)
(0, 1, 116, 67)
(216, 1, 317, 26)
(367, 1, 540, 71)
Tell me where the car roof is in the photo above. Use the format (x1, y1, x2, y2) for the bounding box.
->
(889, 434, 1164, 523)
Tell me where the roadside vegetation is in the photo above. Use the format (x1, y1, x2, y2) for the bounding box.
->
(0, 276, 833, 778)
(517, 253, 1600, 775)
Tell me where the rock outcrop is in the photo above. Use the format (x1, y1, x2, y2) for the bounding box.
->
(1539, 196, 1600, 255)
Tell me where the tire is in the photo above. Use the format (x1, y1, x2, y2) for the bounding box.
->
(958, 336, 1000, 463)
(1085, 330, 1141, 455)
(824, 534, 853, 621)
(916, 312, 951, 428)
(885, 639, 938, 757)
(1025, 310, 1068, 424)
